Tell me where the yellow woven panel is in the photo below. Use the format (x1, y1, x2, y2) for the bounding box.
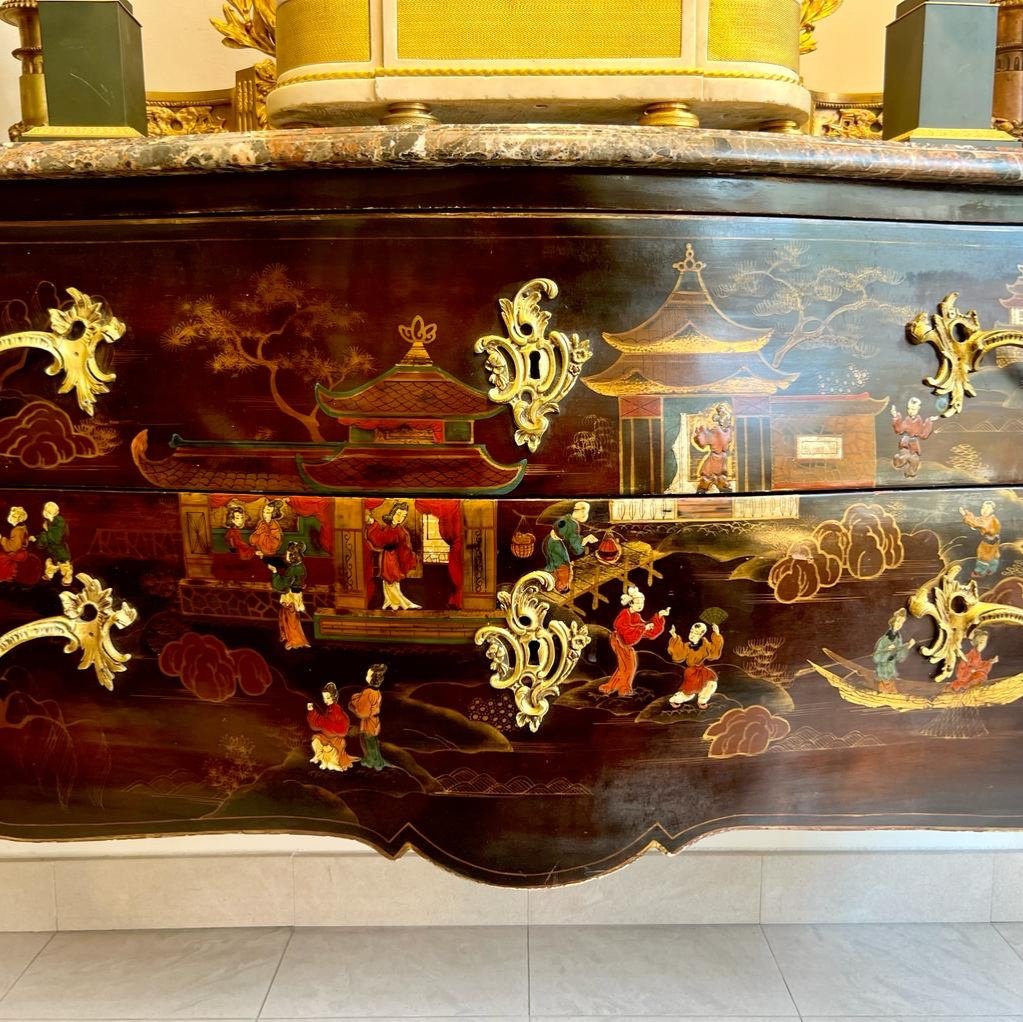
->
(277, 0, 371, 73)
(707, 0, 799, 71)
(396, 0, 683, 61)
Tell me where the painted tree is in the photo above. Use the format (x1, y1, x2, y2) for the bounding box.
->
(715, 243, 912, 371)
(162, 265, 373, 442)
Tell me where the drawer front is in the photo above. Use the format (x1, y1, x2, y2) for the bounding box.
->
(0, 485, 1019, 885)
(2, 215, 1023, 498)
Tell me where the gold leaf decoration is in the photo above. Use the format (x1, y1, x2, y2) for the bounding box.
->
(801, 0, 843, 55)
(211, 0, 276, 57)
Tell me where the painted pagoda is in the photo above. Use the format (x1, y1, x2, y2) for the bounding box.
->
(310, 316, 525, 494)
(996, 266, 1023, 369)
(1000, 265, 1023, 327)
(132, 316, 525, 496)
(584, 245, 798, 493)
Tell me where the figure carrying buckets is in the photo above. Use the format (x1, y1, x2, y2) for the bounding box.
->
(542, 501, 597, 594)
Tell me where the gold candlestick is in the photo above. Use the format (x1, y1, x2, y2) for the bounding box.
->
(0, 0, 47, 138)
(994, 0, 1023, 139)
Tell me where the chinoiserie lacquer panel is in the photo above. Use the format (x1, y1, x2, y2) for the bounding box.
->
(1, 217, 1023, 498)
(0, 486, 1020, 886)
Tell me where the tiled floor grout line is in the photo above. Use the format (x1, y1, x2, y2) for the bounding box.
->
(758, 922, 801, 1018)
(526, 923, 532, 1018)
(290, 853, 298, 927)
(993, 919, 1023, 968)
(992, 853, 1000, 923)
(0, 930, 55, 1009)
(255, 925, 295, 1022)
(759, 854, 765, 923)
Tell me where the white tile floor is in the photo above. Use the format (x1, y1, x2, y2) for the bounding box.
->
(2, 923, 1023, 1020)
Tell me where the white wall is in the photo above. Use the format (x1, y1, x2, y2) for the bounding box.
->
(802, 0, 898, 94)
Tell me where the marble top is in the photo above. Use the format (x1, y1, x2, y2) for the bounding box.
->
(1, 123, 1022, 186)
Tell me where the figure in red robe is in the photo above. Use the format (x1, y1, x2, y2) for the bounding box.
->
(224, 503, 256, 560)
(693, 405, 734, 493)
(306, 683, 359, 772)
(0, 507, 31, 583)
(668, 621, 725, 708)
(366, 501, 421, 611)
(599, 585, 670, 697)
(250, 499, 286, 572)
(950, 631, 998, 692)
(891, 397, 937, 479)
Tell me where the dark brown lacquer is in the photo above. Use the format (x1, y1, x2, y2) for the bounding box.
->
(0, 129, 1022, 886)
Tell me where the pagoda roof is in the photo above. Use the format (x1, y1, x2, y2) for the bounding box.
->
(769, 393, 890, 416)
(131, 430, 525, 495)
(298, 445, 525, 495)
(1001, 266, 1023, 308)
(602, 244, 773, 354)
(585, 351, 797, 397)
(316, 323, 498, 421)
(131, 430, 337, 492)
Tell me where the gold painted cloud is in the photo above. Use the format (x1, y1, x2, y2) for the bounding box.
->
(0, 400, 110, 469)
(703, 705, 791, 759)
(159, 632, 273, 703)
(769, 503, 905, 603)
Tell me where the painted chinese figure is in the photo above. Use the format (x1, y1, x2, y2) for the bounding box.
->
(668, 619, 725, 708)
(891, 396, 937, 479)
(350, 663, 393, 771)
(950, 631, 999, 692)
(250, 499, 285, 566)
(872, 609, 915, 694)
(365, 502, 420, 611)
(960, 500, 1002, 580)
(307, 682, 358, 772)
(543, 500, 597, 595)
(35, 501, 72, 585)
(693, 404, 734, 494)
(599, 584, 670, 697)
(224, 502, 256, 560)
(268, 540, 310, 650)
(0, 507, 31, 583)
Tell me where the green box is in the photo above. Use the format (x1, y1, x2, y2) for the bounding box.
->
(29, 0, 146, 139)
(883, 0, 1014, 146)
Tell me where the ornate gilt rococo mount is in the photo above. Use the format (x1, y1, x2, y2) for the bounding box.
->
(0, 288, 125, 416)
(908, 292, 1023, 417)
(0, 574, 137, 691)
(475, 570, 591, 732)
(475, 280, 592, 453)
(909, 565, 1023, 683)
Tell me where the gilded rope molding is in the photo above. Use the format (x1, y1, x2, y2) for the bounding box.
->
(279, 66, 802, 85)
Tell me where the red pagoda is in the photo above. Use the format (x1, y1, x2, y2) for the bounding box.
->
(309, 316, 525, 494)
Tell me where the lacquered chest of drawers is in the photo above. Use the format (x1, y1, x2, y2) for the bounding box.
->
(0, 126, 1022, 886)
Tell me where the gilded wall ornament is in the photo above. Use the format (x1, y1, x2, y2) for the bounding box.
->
(211, 0, 275, 57)
(475, 279, 593, 453)
(211, 0, 276, 128)
(0, 574, 137, 691)
(908, 292, 1023, 417)
(0, 288, 125, 416)
(909, 564, 1023, 683)
(146, 102, 229, 136)
(800, 0, 843, 54)
(475, 570, 591, 732)
(811, 93, 883, 139)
